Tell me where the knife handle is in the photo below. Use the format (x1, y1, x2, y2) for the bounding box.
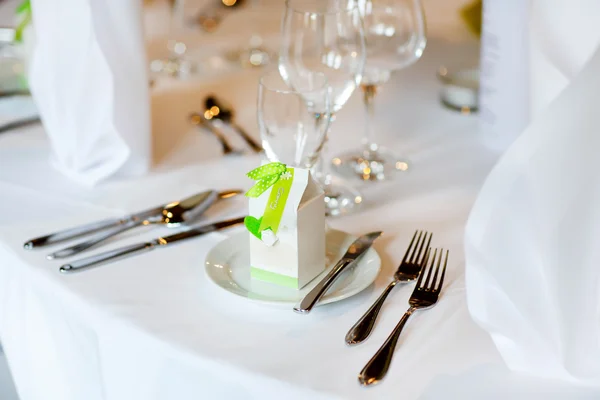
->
(231, 122, 262, 153)
(294, 258, 353, 314)
(59, 242, 156, 274)
(24, 217, 133, 249)
(47, 218, 150, 260)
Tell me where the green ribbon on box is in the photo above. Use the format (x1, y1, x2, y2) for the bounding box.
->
(15, 0, 31, 43)
(258, 168, 293, 234)
(244, 162, 294, 240)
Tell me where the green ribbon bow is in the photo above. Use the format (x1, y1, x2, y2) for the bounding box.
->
(15, 0, 32, 43)
(245, 162, 295, 241)
(245, 162, 289, 198)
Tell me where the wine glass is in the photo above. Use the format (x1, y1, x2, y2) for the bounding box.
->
(279, 0, 366, 217)
(332, 0, 426, 181)
(258, 70, 331, 169)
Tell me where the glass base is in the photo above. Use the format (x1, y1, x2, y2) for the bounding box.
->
(332, 147, 409, 182)
(225, 47, 271, 69)
(150, 57, 195, 78)
(323, 181, 363, 217)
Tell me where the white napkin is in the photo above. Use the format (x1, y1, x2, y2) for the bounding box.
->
(465, 45, 600, 384)
(529, 0, 600, 118)
(479, 0, 600, 151)
(28, 0, 151, 186)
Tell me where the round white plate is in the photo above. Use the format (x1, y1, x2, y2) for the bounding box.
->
(204, 229, 381, 306)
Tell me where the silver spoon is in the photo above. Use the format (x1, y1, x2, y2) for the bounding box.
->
(204, 95, 262, 152)
(47, 190, 239, 260)
(190, 112, 241, 155)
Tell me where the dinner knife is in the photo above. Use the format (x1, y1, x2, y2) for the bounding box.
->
(293, 231, 383, 314)
(58, 216, 245, 274)
(23, 189, 241, 249)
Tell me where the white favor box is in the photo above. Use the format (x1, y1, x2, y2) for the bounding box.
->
(248, 168, 325, 289)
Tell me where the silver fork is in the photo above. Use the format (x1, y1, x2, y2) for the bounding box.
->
(358, 248, 449, 387)
(346, 230, 432, 345)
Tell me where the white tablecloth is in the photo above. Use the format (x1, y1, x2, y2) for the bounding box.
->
(1, 1, 599, 399)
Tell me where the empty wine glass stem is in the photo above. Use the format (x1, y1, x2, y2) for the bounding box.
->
(362, 84, 379, 153)
(313, 114, 336, 187)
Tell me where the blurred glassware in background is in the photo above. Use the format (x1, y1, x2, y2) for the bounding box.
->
(435, 1, 480, 115)
(150, 0, 243, 78)
(332, 0, 426, 181)
(224, 0, 272, 69)
(257, 70, 331, 169)
(438, 66, 479, 114)
(280, 0, 366, 217)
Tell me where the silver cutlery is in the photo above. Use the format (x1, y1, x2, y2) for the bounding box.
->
(0, 89, 31, 98)
(0, 115, 40, 134)
(346, 230, 432, 345)
(59, 216, 245, 274)
(294, 231, 383, 314)
(46, 190, 235, 260)
(358, 248, 449, 386)
(204, 95, 262, 153)
(23, 189, 241, 249)
(190, 112, 241, 155)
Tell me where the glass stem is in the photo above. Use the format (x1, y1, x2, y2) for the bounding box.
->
(362, 84, 379, 153)
(313, 113, 336, 190)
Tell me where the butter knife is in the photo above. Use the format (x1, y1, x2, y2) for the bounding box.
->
(58, 216, 244, 273)
(293, 231, 383, 314)
(23, 189, 241, 249)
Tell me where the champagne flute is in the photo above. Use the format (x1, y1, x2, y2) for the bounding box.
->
(258, 70, 331, 169)
(279, 0, 366, 217)
(333, 0, 426, 181)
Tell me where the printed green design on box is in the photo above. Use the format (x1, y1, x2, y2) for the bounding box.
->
(258, 168, 293, 234)
(251, 267, 298, 288)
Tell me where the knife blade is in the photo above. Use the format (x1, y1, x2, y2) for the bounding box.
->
(23, 189, 242, 249)
(58, 216, 245, 274)
(293, 231, 383, 314)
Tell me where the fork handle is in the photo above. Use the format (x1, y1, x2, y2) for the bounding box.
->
(346, 281, 398, 345)
(358, 306, 416, 386)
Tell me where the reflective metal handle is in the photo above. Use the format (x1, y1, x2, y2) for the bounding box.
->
(358, 307, 415, 386)
(0, 116, 40, 134)
(24, 216, 131, 249)
(293, 259, 353, 314)
(59, 242, 156, 274)
(231, 122, 262, 152)
(346, 281, 397, 345)
(47, 219, 147, 260)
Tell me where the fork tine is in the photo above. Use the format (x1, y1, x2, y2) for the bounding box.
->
(417, 232, 432, 266)
(423, 248, 438, 289)
(436, 250, 449, 291)
(414, 247, 430, 288)
(407, 231, 423, 263)
(429, 248, 443, 290)
(409, 231, 425, 264)
(401, 230, 419, 264)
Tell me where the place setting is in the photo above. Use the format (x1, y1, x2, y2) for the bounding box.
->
(15, 0, 454, 388)
(20, 0, 450, 380)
